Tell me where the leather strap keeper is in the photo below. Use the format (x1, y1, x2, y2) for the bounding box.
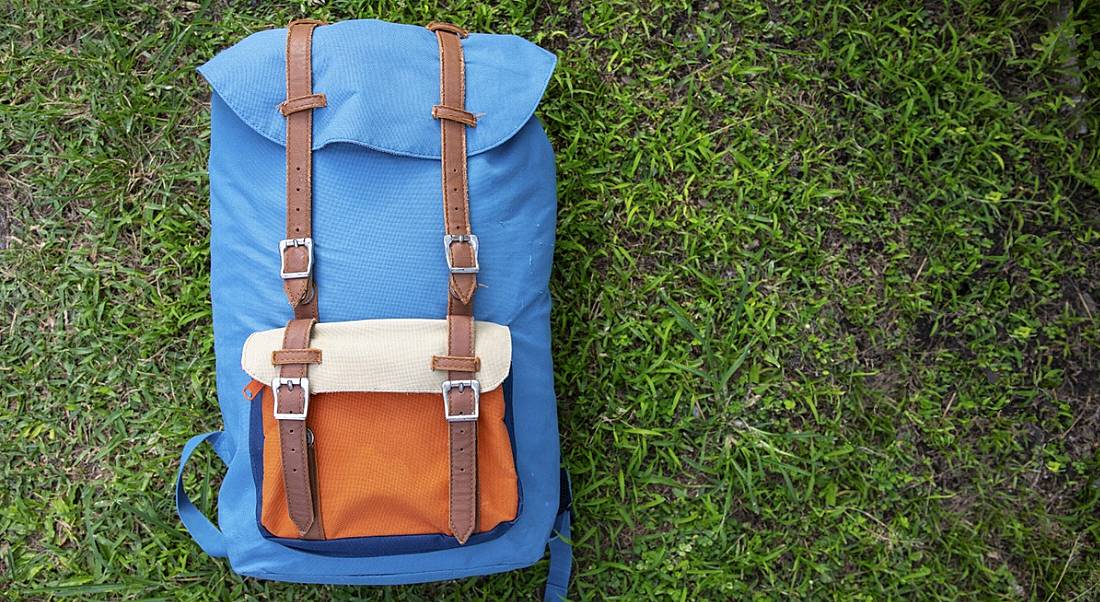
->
(272, 348, 323, 365)
(432, 105, 478, 127)
(431, 354, 481, 373)
(279, 93, 328, 115)
(426, 21, 469, 37)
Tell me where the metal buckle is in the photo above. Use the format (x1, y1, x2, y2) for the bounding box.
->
(272, 377, 310, 421)
(279, 238, 313, 279)
(441, 379, 480, 422)
(443, 234, 479, 274)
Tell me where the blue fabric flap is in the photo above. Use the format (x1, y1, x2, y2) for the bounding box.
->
(198, 19, 557, 159)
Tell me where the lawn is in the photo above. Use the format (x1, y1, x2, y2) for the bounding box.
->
(2, 0, 1099, 600)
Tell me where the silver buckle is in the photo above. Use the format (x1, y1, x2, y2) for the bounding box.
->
(443, 234, 479, 274)
(272, 377, 310, 421)
(279, 237, 313, 279)
(441, 379, 480, 422)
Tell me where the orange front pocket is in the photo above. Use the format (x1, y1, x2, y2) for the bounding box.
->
(259, 387, 518, 540)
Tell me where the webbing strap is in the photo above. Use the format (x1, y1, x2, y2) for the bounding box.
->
(430, 21, 480, 545)
(175, 431, 230, 558)
(275, 18, 325, 539)
(544, 468, 574, 600)
(544, 508, 573, 601)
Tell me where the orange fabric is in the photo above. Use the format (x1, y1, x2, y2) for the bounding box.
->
(260, 386, 518, 539)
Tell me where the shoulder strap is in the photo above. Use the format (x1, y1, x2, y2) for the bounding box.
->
(428, 21, 481, 545)
(272, 18, 326, 539)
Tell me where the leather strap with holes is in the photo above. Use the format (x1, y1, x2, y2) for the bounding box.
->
(282, 19, 324, 316)
(274, 18, 326, 539)
(429, 21, 479, 545)
(275, 317, 323, 538)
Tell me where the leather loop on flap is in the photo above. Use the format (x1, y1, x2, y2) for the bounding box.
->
(426, 21, 469, 37)
(432, 104, 477, 127)
(431, 354, 481, 373)
(272, 348, 323, 365)
(279, 93, 328, 115)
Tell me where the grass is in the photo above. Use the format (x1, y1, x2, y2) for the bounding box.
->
(1, 0, 1099, 599)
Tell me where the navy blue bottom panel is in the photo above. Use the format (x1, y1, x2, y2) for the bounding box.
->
(266, 519, 515, 557)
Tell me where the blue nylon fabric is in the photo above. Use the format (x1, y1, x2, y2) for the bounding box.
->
(188, 19, 566, 587)
(199, 19, 557, 159)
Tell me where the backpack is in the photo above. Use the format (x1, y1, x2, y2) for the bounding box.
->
(174, 18, 572, 599)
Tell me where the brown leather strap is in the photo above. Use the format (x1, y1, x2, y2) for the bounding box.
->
(432, 22, 480, 545)
(275, 19, 325, 540)
(274, 318, 323, 538)
(281, 19, 322, 313)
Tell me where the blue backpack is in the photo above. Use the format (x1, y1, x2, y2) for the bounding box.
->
(175, 18, 572, 599)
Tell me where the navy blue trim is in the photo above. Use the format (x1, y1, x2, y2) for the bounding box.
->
(503, 371, 517, 458)
(267, 517, 514, 557)
(249, 390, 264, 523)
(558, 468, 572, 514)
(246, 374, 522, 557)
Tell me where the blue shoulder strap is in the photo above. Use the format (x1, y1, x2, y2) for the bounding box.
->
(175, 431, 231, 558)
(544, 469, 573, 601)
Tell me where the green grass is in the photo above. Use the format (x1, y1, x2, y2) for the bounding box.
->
(2, 0, 1099, 599)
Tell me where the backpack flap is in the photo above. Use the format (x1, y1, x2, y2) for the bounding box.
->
(198, 19, 557, 158)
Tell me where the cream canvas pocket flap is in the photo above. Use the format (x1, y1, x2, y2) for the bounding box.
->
(241, 318, 511, 393)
